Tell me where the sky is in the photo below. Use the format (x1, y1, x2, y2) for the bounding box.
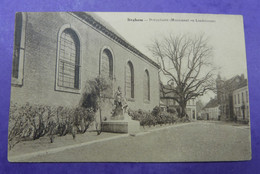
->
(95, 12, 248, 104)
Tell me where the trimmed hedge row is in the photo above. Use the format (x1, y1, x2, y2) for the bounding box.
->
(8, 102, 95, 150)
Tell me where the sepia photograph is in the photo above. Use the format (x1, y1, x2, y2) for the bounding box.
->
(8, 12, 251, 162)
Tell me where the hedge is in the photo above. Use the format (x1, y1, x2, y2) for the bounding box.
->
(8, 102, 95, 150)
(128, 106, 181, 128)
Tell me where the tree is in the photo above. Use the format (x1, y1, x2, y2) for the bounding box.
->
(149, 34, 216, 117)
(81, 76, 111, 135)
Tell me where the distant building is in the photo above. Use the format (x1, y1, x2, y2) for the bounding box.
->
(216, 74, 247, 120)
(160, 84, 196, 120)
(186, 99, 197, 120)
(233, 79, 249, 121)
(201, 98, 220, 120)
(196, 100, 204, 119)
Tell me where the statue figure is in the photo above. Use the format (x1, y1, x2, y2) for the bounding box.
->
(114, 86, 123, 107)
(111, 86, 129, 120)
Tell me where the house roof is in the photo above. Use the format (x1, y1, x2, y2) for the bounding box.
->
(71, 12, 160, 69)
(236, 78, 248, 90)
(217, 74, 248, 93)
(203, 98, 218, 109)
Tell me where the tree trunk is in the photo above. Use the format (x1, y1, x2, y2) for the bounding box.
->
(179, 102, 187, 118)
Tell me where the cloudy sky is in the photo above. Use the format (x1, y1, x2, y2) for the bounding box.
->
(95, 12, 248, 103)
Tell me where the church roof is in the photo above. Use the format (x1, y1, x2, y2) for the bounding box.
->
(71, 12, 160, 69)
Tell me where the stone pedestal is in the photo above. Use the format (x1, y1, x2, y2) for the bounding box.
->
(101, 114, 140, 134)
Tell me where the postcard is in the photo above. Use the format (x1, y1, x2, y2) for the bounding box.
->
(8, 12, 251, 162)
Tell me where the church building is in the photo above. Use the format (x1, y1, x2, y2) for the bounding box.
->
(10, 12, 160, 119)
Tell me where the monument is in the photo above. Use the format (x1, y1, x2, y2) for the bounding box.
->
(101, 86, 140, 134)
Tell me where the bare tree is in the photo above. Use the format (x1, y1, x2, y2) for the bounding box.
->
(149, 34, 216, 117)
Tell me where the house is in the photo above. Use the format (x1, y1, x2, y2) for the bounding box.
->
(160, 84, 196, 120)
(186, 98, 197, 120)
(10, 12, 160, 120)
(216, 74, 247, 120)
(196, 100, 204, 119)
(201, 98, 220, 120)
(232, 79, 249, 121)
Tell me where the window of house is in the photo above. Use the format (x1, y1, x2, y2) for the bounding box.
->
(242, 92, 244, 103)
(125, 61, 134, 99)
(238, 94, 240, 104)
(12, 12, 26, 86)
(234, 95, 236, 104)
(57, 28, 80, 90)
(143, 69, 150, 101)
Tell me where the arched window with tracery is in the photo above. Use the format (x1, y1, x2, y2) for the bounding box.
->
(125, 61, 134, 99)
(57, 28, 80, 89)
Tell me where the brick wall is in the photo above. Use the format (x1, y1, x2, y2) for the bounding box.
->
(10, 12, 160, 119)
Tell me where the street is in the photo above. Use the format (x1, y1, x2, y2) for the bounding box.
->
(21, 121, 251, 162)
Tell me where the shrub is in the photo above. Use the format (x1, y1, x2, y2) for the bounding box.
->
(167, 108, 177, 114)
(151, 106, 161, 117)
(128, 106, 179, 127)
(160, 111, 177, 124)
(176, 115, 190, 123)
(74, 107, 95, 133)
(8, 103, 95, 150)
(55, 106, 74, 136)
(8, 103, 50, 149)
(152, 106, 176, 126)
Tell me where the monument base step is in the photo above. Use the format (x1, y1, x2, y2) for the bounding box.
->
(101, 119, 140, 134)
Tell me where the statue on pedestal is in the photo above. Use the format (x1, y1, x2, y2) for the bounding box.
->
(102, 86, 140, 134)
(111, 86, 129, 120)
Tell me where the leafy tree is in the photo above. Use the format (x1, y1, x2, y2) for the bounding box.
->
(81, 76, 111, 135)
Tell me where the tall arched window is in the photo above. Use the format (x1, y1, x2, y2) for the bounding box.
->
(100, 48, 113, 97)
(12, 13, 22, 79)
(12, 12, 26, 86)
(101, 49, 113, 80)
(57, 28, 80, 89)
(144, 69, 150, 101)
(126, 61, 134, 99)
